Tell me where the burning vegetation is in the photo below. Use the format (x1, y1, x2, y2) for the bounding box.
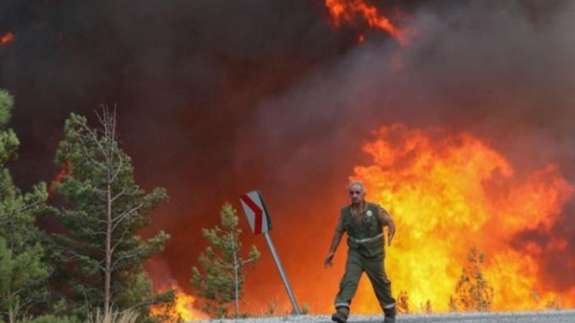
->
(154, 123, 575, 320)
(350, 124, 574, 312)
(150, 286, 207, 321)
(232, 123, 575, 317)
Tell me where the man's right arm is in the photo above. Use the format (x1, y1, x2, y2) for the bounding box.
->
(324, 213, 345, 267)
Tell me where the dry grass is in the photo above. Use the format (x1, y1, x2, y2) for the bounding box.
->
(88, 309, 140, 323)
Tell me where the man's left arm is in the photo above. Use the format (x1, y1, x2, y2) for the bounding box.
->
(377, 206, 396, 246)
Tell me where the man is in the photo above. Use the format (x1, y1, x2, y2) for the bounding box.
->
(324, 180, 397, 323)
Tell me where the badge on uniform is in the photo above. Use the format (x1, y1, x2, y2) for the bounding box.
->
(366, 210, 373, 217)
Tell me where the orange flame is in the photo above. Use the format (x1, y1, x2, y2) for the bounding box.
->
(325, 0, 408, 45)
(49, 160, 72, 196)
(150, 286, 208, 322)
(349, 124, 575, 312)
(0, 32, 15, 46)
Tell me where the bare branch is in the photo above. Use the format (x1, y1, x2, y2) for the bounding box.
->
(110, 155, 124, 183)
(111, 188, 127, 202)
(111, 227, 130, 254)
(111, 249, 145, 270)
(111, 203, 144, 232)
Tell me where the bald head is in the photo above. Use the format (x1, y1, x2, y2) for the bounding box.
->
(348, 180, 366, 205)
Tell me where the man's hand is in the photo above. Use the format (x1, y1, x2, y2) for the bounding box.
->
(324, 251, 335, 268)
(326, 214, 344, 267)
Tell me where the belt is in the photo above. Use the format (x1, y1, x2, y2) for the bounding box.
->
(349, 232, 384, 244)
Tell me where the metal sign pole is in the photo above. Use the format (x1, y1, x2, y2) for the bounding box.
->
(240, 191, 302, 315)
(263, 231, 302, 315)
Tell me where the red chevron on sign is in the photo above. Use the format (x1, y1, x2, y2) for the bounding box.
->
(240, 191, 271, 234)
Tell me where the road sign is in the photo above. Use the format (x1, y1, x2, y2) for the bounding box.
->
(240, 191, 271, 234)
(239, 190, 302, 315)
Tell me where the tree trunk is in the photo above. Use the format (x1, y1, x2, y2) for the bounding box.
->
(104, 181, 112, 316)
(8, 304, 14, 323)
(231, 234, 240, 318)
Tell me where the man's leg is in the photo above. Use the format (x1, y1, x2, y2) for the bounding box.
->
(332, 250, 363, 322)
(364, 256, 396, 322)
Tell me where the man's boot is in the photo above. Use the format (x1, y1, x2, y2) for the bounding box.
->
(383, 306, 396, 323)
(331, 306, 349, 323)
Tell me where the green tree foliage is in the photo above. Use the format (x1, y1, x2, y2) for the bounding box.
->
(0, 90, 17, 165)
(450, 247, 494, 312)
(50, 109, 172, 319)
(0, 238, 49, 323)
(191, 203, 260, 318)
(0, 90, 13, 125)
(0, 90, 51, 322)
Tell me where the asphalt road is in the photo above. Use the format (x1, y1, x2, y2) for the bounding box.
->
(191, 310, 575, 322)
(351, 311, 575, 322)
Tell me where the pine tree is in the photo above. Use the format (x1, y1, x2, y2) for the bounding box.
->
(191, 203, 260, 318)
(50, 108, 172, 319)
(450, 247, 494, 312)
(0, 89, 51, 322)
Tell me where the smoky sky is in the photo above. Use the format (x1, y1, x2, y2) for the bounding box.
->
(0, 0, 347, 233)
(1, 0, 575, 309)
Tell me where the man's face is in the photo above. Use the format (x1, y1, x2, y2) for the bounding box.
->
(348, 183, 365, 204)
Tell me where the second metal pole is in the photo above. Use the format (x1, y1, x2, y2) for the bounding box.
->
(263, 231, 302, 315)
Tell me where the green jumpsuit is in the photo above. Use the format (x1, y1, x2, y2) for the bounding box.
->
(334, 202, 396, 314)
